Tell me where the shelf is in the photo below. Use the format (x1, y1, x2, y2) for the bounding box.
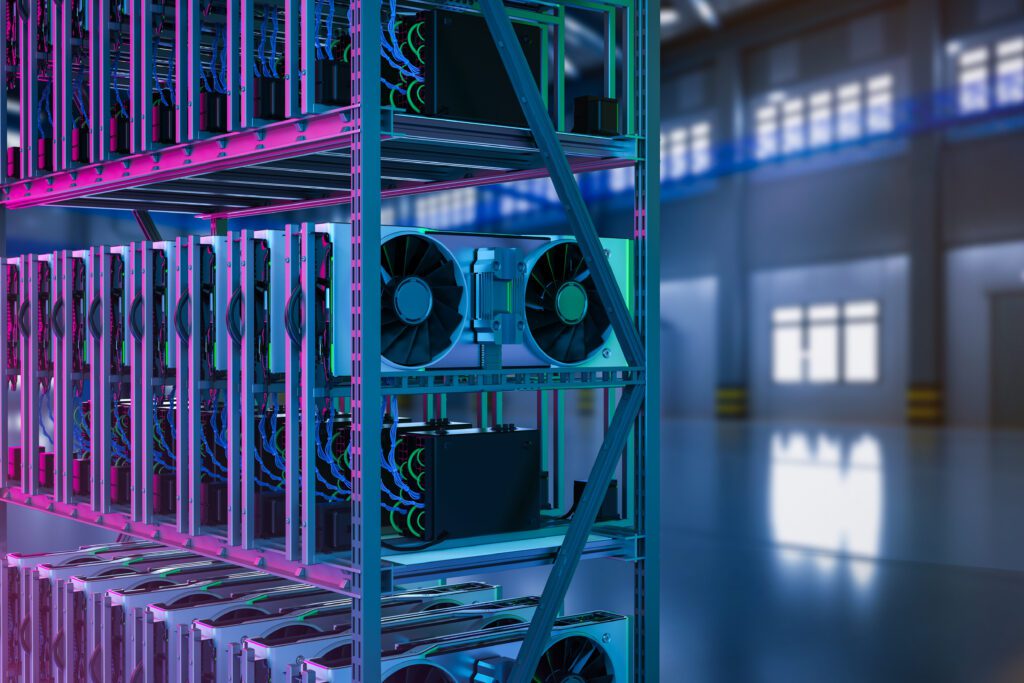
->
(1, 108, 638, 216)
(0, 486, 637, 594)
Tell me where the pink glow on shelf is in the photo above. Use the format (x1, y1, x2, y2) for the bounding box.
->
(197, 157, 635, 221)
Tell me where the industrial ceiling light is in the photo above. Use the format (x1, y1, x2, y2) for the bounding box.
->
(689, 0, 720, 28)
(660, 6, 682, 26)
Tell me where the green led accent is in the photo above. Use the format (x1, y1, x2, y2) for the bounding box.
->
(296, 608, 319, 621)
(247, 594, 269, 605)
(406, 510, 421, 538)
(201, 581, 223, 591)
(389, 505, 401, 535)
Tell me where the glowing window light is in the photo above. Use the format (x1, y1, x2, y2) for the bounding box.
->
(807, 304, 839, 384)
(836, 82, 863, 141)
(755, 105, 780, 160)
(782, 98, 806, 153)
(808, 90, 834, 148)
(772, 307, 803, 384)
(769, 432, 883, 589)
(959, 47, 991, 114)
(690, 122, 712, 175)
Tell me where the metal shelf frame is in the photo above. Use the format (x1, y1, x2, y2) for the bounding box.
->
(0, 0, 659, 678)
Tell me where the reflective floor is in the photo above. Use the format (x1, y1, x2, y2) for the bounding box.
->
(473, 419, 1024, 682)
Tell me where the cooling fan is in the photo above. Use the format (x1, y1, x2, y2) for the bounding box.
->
(533, 635, 616, 683)
(385, 664, 455, 682)
(525, 241, 612, 366)
(381, 233, 467, 369)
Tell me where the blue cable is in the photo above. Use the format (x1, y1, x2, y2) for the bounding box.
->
(257, 8, 269, 77)
(382, 396, 421, 503)
(259, 393, 285, 473)
(269, 6, 279, 76)
(152, 401, 175, 472)
(39, 387, 53, 447)
(253, 446, 284, 491)
(166, 52, 176, 104)
(313, 0, 324, 60)
(152, 58, 169, 106)
(386, 0, 419, 80)
(315, 408, 351, 495)
(324, 0, 335, 59)
(199, 25, 212, 93)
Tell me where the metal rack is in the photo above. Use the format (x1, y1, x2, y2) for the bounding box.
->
(0, 0, 659, 678)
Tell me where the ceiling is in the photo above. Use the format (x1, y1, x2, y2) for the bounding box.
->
(565, 0, 783, 76)
(661, 0, 780, 42)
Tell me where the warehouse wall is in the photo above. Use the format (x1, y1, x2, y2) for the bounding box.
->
(656, 0, 1024, 425)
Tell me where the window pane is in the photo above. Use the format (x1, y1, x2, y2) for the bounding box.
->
(997, 56, 1024, 106)
(808, 322, 839, 383)
(773, 306, 804, 325)
(867, 92, 894, 134)
(960, 51, 991, 114)
(773, 327, 803, 383)
(845, 321, 879, 383)
(756, 105, 779, 160)
(844, 300, 879, 319)
(809, 303, 839, 322)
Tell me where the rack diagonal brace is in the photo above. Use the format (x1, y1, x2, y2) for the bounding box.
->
(132, 210, 163, 242)
(506, 383, 644, 683)
(480, 0, 644, 367)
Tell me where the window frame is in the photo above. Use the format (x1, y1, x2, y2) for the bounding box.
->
(770, 299, 882, 386)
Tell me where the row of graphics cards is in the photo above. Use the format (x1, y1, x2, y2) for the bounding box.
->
(2, 224, 628, 554)
(0, 542, 628, 682)
(8, 0, 622, 178)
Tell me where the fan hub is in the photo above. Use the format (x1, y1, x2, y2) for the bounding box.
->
(555, 281, 588, 325)
(394, 277, 434, 325)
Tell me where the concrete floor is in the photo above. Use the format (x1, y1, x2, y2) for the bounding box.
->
(475, 418, 1024, 681)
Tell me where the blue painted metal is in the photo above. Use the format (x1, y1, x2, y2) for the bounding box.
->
(507, 384, 643, 683)
(350, 0, 384, 678)
(480, 0, 643, 369)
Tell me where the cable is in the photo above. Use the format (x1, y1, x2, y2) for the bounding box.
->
(381, 531, 448, 552)
(39, 386, 53, 448)
(257, 8, 269, 77)
(269, 6, 280, 76)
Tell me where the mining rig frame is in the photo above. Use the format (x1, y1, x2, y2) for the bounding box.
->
(0, 0, 659, 678)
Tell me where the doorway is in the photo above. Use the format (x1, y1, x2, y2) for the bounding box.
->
(990, 290, 1024, 428)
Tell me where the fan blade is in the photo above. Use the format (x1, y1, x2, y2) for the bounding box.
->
(403, 324, 427, 367)
(426, 315, 451, 358)
(430, 285, 463, 309)
(381, 321, 404, 351)
(383, 327, 415, 364)
(549, 326, 577, 364)
(431, 297, 463, 331)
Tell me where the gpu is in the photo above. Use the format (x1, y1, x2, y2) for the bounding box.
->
(307, 224, 632, 372)
(240, 597, 538, 683)
(304, 610, 628, 683)
(189, 582, 499, 682)
(1, 542, 162, 683)
(138, 571, 289, 683)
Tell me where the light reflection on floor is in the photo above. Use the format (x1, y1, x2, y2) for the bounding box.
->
(465, 419, 1024, 682)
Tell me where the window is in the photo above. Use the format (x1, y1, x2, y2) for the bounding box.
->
(415, 187, 477, 227)
(954, 35, 1024, 115)
(771, 300, 880, 385)
(660, 120, 713, 182)
(754, 71, 895, 161)
(959, 46, 991, 114)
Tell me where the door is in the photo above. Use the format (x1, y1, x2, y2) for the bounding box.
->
(991, 291, 1024, 428)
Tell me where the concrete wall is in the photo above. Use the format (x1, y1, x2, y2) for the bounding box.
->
(749, 256, 909, 422)
(658, 0, 1024, 423)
